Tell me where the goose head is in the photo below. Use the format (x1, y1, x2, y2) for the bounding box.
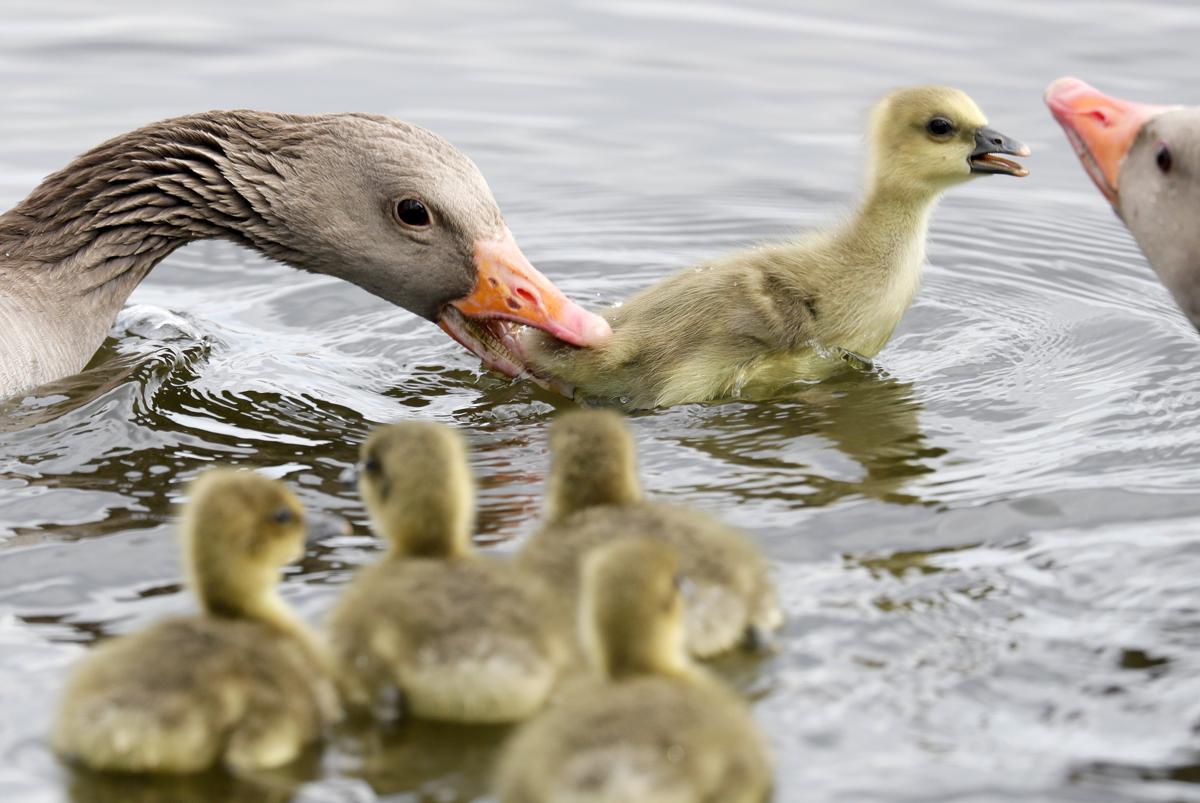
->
(866, 86, 1029, 197)
(544, 409, 642, 524)
(257, 114, 611, 375)
(357, 421, 475, 558)
(181, 469, 307, 618)
(579, 538, 690, 680)
(1045, 77, 1199, 327)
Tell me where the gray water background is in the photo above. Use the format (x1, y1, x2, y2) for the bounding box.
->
(2, 1, 1200, 801)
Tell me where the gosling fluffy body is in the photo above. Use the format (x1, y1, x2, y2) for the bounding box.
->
(52, 470, 337, 774)
(327, 422, 568, 724)
(519, 410, 781, 658)
(522, 86, 1026, 407)
(495, 538, 772, 803)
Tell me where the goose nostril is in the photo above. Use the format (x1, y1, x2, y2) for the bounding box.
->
(506, 297, 521, 310)
(514, 288, 537, 307)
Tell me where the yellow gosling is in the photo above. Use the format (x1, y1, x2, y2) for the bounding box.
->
(326, 422, 569, 724)
(519, 410, 781, 657)
(520, 86, 1029, 407)
(495, 538, 772, 803)
(52, 470, 338, 774)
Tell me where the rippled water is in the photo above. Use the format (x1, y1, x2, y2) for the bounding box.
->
(3, 1, 1200, 801)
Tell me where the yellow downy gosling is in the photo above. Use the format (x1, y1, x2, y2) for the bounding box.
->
(495, 538, 772, 803)
(326, 422, 569, 724)
(520, 86, 1029, 407)
(52, 470, 339, 774)
(519, 409, 781, 658)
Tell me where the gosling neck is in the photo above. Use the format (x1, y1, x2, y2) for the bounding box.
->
(589, 635, 691, 682)
(191, 560, 301, 629)
(382, 516, 475, 561)
(582, 607, 691, 682)
(545, 464, 642, 525)
(837, 182, 942, 267)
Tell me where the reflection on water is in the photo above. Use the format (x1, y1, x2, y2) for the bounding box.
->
(679, 369, 941, 507)
(3, 1, 1200, 801)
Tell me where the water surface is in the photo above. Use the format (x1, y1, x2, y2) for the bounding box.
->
(3, 1, 1200, 801)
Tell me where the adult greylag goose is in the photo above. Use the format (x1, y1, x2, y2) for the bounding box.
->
(517, 86, 1029, 407)
(518, 410, 781, 658)
(52, 469, 338, 773)
(494, 538, 773, 803)
(326, 421, 569, 724)
(1046, 77, 1200, 329)
(0, 111, 610, 398)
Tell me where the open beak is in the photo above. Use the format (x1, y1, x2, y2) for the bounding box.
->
(969, 126, 1031, 177)
(437, 228, 611, 385)
(1044, 76, 1177, 204)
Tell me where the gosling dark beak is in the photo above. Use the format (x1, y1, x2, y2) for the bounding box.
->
(969, 126, 1031, 177)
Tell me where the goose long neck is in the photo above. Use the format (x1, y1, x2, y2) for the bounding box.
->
(0, 112, 307, 317)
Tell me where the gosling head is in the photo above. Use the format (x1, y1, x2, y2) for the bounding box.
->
(579, 538, 690, 680)
(866, 86, 1029, 197)
(358, 421, 475, 559)
(544, 410, 642, 524)
(181, 468, 307, 618)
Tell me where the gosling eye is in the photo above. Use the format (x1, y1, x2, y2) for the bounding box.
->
(363, 455, 382, 476)
(1156, 142, 1173, 174)
(926, 117, 956, 138)
(394, 198, 431, 228)
(273, 507, 295, 525)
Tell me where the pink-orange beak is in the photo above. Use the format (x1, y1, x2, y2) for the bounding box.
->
(1044, 76, 1177, 204)
(436, 228, 610, 390)
(441, 228, 610, 348)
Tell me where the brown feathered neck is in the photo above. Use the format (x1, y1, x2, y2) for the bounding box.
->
(0, 110, 333, 302)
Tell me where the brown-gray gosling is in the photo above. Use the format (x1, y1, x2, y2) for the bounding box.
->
(52, 470, 339, 774)
(518, 409, 782, 658)
(518, 85, 1029, 407)
(494, 538, 773, 803)
(326, 421, 569, 724)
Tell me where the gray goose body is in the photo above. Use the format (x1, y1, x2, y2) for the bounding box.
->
(0, 111, 608, 398)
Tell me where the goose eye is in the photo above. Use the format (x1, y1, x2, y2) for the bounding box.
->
(395, 198, 431, 228)
(926, 117, 955, 138)
(1156, 142, 1173, 174)
(273, 507, 295, 525)
(363, 455, 382, 475)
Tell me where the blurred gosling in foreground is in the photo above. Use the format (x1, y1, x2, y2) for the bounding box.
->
(53, 470, 339, 774)
(495, 538, 772, 803)
(518, 409, 781, 657)
(327, 421, 569, 724)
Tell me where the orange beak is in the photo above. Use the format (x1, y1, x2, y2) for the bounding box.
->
(442, 228, 611, 348)
(1044, 76, 1177, 204)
